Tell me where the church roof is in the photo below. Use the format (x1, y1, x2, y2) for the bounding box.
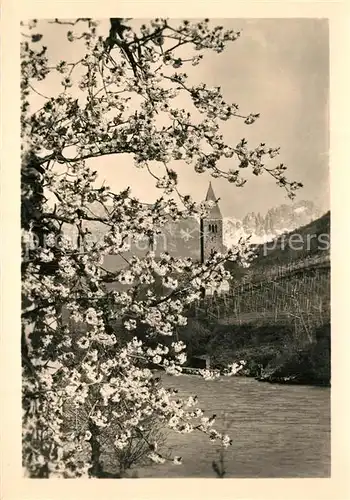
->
(204, 182, 222, 219)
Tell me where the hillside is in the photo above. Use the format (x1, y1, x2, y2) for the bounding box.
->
(252, 211, 330, 268)
(225, 211, 330, 282)
(182, 212, 331, 386)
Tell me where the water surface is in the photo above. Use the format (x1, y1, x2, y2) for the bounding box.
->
(136, 374, 330, 478)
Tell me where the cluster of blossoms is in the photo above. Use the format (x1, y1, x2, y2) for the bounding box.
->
(190, 83, 240, 121)
(20, 18, 302, 478)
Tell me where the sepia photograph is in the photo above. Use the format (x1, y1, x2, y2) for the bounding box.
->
(19, 16, 332, 480)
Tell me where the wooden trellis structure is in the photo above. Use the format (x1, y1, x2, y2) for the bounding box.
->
(190, 255, 330, 343)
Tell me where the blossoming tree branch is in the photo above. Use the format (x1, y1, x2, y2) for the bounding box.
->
(21, 18, 302, 477)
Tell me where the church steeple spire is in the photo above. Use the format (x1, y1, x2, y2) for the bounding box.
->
(204, 182, 222, 219)
(205, 181, 217, 202)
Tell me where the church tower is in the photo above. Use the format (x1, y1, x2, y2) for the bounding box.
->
(200, 182, 224, 263)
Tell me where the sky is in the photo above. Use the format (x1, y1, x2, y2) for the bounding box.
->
(29, 18, 329, 219)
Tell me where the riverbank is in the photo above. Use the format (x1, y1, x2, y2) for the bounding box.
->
(180, 320, 331, 387)
(254, 331, 331, 386)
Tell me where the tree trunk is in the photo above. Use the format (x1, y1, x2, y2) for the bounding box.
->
(88, 421, 104, 477)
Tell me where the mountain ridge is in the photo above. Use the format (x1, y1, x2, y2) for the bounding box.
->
(62, 199, 326, 270)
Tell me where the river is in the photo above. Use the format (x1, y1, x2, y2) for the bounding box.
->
(135, 374, 330, 478)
